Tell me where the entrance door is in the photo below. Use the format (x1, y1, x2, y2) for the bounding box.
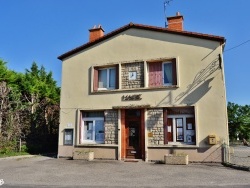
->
(125, 110, 141, 159)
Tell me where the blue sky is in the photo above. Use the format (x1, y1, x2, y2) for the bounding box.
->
(0, 0, 249, 105)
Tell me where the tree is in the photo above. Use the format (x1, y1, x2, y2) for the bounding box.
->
(0, 60, 60, 154)
(21, 62, 60, 153)
(227, 102, 250, 141)
(0, 60, 25, 152)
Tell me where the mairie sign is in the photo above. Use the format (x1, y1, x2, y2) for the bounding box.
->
(122, 94, 142, 101)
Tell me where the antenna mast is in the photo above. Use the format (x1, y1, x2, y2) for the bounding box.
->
(164, 0, 173, 27)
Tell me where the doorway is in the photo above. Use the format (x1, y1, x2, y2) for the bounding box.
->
(121, 109, 145, 159)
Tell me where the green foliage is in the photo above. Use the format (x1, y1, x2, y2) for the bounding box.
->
(0, 140, 17, 154)
(21, 145, 28, 152)
(0, 59, 60, 155)
(22, 62, 60, 104)
(0, 151, 29, 158)
(228, 102, 250, 141)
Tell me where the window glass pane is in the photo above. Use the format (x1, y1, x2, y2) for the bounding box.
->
(82, 113, 104, 143)
(163, 63, 172, 85)
(98, 69, 107, 88)
(109, 68, 116, 88)
(84, 121, 93, 140)
(176, 128, 183, 141)
(95, 120, 104, 142)
(176, 118, 183, 128)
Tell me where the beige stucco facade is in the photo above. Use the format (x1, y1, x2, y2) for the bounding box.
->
(58, 25, 228, 162)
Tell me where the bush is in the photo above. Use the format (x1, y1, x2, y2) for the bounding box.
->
(21, 145, 28, 152)
(0, 140, 18, 154)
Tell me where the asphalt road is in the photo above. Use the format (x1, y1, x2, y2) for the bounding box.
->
(0, 155, 249, 188)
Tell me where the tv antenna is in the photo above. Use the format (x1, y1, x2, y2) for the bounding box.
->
(164, 0, 173, 27)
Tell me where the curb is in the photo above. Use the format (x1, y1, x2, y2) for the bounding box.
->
(222, 162, 250, 171)
(0, 155, 37, 161)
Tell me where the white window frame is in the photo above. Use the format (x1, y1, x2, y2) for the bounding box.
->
(162, 61, 173, 86)
(98, 67, 116, 90)
(81, 117, 104, 144)
(167, 114, 195, 144)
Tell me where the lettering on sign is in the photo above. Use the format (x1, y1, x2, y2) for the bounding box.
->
(122, 94, 142, 101)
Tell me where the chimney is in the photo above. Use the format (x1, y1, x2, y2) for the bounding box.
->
(89, 25, 105, 42)
(167, 12, 184, 31)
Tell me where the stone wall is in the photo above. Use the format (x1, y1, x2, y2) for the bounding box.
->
(147, 108, 164, 145)
(104, 110, 118, 144)
(121, 62, 144, 89)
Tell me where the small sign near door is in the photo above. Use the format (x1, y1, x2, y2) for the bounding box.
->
(148, 132, 153, 137)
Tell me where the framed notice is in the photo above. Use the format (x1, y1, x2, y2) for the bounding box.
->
(187, 123, 193, 130)
(64, 129, 73, 145)
(168, 126, 172, 133)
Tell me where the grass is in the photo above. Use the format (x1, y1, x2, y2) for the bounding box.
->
(0, 151, 30, 158)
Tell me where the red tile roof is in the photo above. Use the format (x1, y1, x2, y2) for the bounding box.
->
(58, 22, 226, 60)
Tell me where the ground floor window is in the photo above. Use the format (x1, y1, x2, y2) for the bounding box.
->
(81, 111, 104, 144)
(164, 107, 196, 145)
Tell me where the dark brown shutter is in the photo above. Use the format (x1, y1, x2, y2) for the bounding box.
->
(172, 59, 177, 85)
(93, 67, 98, 91)
(167, 118, 173, 142)
(148, 62, 162, 87)
(116, 64, 119, 89)
(164, 109, 168, 144)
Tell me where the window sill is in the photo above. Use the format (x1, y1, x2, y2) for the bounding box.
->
(148, 144, 199, 148)
(97, 88, 115, 91)
(92, 85, 179, 94)
(76, 144, 118, 147)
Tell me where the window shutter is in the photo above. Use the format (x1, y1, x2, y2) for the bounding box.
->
(164, 110, 168, 144)
(116, 64, 119, 89)
(148, 62, 162, 87)
(93, 67, 98, 91)
(172, 59, 177, 85)
(167, 118, 173, 142)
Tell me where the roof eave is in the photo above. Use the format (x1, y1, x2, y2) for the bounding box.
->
(58, 23, 225, 61)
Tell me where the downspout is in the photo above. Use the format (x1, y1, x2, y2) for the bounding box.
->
(220, 42, 229, 145)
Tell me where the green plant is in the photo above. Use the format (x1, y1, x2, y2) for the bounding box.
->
(21, 145, 28, 152)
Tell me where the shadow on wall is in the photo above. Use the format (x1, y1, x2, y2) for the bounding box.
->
(157, 55, 221, 107)
(156, 91, 173, 107)
(175, 55, 221, 104)
(198, 146, 223, 163)
(180, 78, 213, 105)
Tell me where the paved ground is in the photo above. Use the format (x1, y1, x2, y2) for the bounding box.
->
(0, 155, 249, 188)
(230, 146, 250, 167)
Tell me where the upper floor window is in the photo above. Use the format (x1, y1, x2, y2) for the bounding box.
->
(93, 66, 118, 91)
(98, 68, 116, 89)
(148, 59, 177, 87)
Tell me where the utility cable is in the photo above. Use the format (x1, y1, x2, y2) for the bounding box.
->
(224, 39, 250, 52)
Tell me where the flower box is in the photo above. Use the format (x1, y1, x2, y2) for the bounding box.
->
(164, 154, 188, 165)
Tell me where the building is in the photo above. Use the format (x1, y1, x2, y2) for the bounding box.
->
(57, 13, 228, 162)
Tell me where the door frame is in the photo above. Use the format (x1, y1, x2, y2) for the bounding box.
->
(121, 109, 145, 160)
